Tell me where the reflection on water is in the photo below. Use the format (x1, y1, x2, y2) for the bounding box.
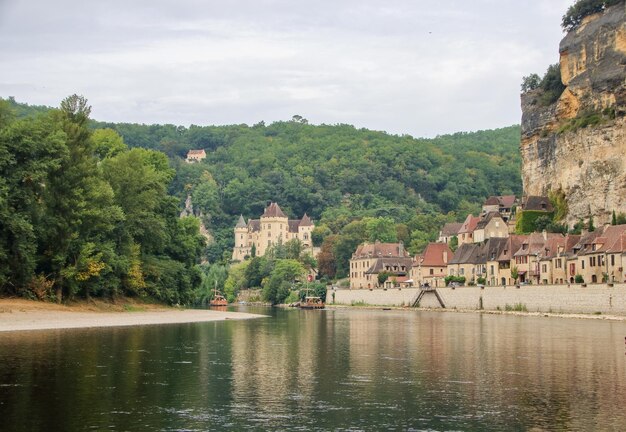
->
(1, 307, 625, 431)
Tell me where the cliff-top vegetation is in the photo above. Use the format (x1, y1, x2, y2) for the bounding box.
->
(562, 0, 624, 31)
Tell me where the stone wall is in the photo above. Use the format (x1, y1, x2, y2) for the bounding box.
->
(331, 283, 626, 315)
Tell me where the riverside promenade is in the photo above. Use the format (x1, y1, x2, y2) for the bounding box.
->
(330, 283, 626, 316)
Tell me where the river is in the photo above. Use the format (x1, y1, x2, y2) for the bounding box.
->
(1, 307, 625, 431)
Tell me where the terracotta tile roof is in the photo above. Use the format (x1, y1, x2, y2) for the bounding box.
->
(262, 202, 287, 218)
(458, 214, 480, 234)
(586, 224, 626, 254)
(497, 235, 528, 262)
(416, 243, 453, 267)
(353, 242, 409, 259)
(440, 222, 462, 237)
(484, 195, 517, 208)
(484, 196, 500, 205)
(572, 230, 604, 255)
(513, 232, 566, 257)
(187, 149, 206, 156)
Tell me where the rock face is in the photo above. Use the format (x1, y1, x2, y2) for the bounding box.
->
(521, 2, 626, 226)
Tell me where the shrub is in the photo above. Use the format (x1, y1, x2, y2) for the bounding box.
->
(562, 0, 623, 32)
(516, 210, 555, 234)
(575, 274, 584, 283)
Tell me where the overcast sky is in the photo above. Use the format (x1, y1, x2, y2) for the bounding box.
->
(0, 0, 572, 137)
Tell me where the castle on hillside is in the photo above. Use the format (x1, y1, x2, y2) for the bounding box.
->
(232, 202, 315, 261)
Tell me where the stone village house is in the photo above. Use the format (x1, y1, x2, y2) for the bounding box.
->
(349, 242, 412, 289)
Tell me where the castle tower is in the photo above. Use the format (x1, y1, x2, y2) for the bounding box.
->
(298, 213, 313, 249)
(232, 215, 249, 261)
(258, 202, 289, 256)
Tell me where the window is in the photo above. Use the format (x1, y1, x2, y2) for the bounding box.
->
(430, 269, 434, 275)
(590, 257, 596, 267)
(582, 260, 585, 269)
(611, 255, 615, 266)
(268, 231, 271, 237)
(555, 258, 562, 269)
(542, 264, 547, 273)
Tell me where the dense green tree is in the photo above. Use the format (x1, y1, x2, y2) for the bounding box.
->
(0, 97, 205, 303)
(262, 259, 305, 305)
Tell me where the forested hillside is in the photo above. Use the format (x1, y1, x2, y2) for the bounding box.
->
(5, 98, 522, 280)
(0, 97, 205, 303)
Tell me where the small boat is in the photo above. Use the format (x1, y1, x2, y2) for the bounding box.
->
(209, 282, 228, 307)
(299, 296, 325, 309)
(210, 294, 228, 307)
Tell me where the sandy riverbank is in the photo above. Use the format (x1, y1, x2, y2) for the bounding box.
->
(0, 299, 266, 332)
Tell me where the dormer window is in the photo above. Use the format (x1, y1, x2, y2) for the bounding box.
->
(522, 244, 528, 250)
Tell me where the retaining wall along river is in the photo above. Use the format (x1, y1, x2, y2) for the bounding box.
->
(330, 283, 626, 315)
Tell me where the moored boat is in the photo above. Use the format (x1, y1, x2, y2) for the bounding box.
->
(210, 294, 228, 307)
(299, 296, 325, 309)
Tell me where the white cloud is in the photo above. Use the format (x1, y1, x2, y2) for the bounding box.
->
(0, 0, 572, 136)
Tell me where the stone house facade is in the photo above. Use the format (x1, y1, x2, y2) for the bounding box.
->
(412, 242, 453, 287)
(349, 241, 412, 289)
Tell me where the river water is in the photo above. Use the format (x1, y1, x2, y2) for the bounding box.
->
(1, 307, 625, 431)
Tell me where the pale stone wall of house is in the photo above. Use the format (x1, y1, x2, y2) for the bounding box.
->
(330, 283, 626, 315)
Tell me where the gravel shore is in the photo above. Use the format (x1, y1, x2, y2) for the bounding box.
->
(0, 300, 266, 332)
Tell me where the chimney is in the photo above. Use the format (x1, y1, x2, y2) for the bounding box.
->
(443, 251, 448, 264)
(398, 241, 404, 256)
(542, 230, 547, 241)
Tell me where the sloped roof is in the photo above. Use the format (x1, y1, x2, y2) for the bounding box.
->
(365, 257, 413, 275)
(484, 195, 516, 208)
(300, 213, 313, 227)
(417, 243, 453, 267)
(476, 211, 504, 230)
(484, 196, 500, 205)
(235, 215, 247, 228)
(499, 195, 517, 207)
(585, 224, 626, 254)
(522, 196, 554, 212)
(440, 222, 462, 237)
(458, 214, 480, 234)
(187, 149, 206, 156)
(353, 242, 409, 259)
(513, 232, 565, 257)
(288, 220, 300, 233)
(496, 235, 528, 262)
(572, 229, 603, 255)
(449, 243, 480, 265)
(248, 219, 261, 232)
(262, 202, 287, 218)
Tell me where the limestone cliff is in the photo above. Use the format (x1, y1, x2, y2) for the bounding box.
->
(521, 2, 626, 226)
